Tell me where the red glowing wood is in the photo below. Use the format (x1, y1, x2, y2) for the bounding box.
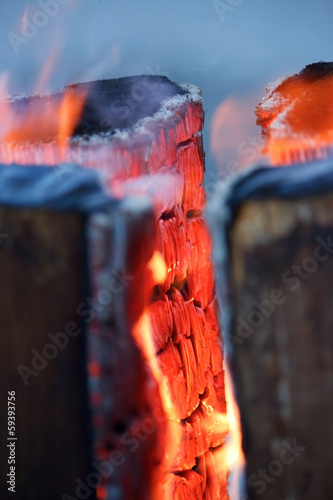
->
(0, 75, 228, 500)
(256, 61, 333, 165)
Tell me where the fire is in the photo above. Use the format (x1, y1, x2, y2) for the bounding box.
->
(143, 247, 245, 498)
(58, 88, 86, 152)
(148, 252, 167, 285)
(133, 253, 183, 498)
(256, 63, 333, 165)
(202, 363, 245, 499)
(0, 77, 87, 162)
(210, 94, 252, 498)
(224, 364, 246, 498)
(210, 92, 267, 179)
(133, 313, 182, 498)
(0, 57, 234, 497)
(134, 313, 177, 418)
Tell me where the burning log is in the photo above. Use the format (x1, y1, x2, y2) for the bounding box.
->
(0, 165, 161, 499)
(256, 61, 333, 165)
(0, 76, 228, 499)
(209, 160, 333, 500)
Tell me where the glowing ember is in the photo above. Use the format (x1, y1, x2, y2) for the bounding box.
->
(256, 61, 333, 165)
(133, 312, 182, 499)
(0, 74, 229, 498)
(96, 486, 108, 500)
(148, 252, 168, 285)
(131, 253, 182, 498)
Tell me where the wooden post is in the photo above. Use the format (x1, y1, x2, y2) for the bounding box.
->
(0, 165, 157, 500)
(209, 160, 333, 500)
(0, 76, 228, 499)
(0, 206, 94, 500)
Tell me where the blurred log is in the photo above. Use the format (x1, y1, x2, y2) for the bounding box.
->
(256, 61, 333, 165)
(209, 160, 333, 500)
(0, 206, 94, 500)
(86, 201, 165, 500)
(0, 166, 159, 500)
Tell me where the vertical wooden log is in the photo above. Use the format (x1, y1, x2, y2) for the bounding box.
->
(209, 160, 333, 500)
(86, 199, 163, 500)
(0, 207, 94, 500)
(0, 76, 228, 499)
(0, 166, 158, 500)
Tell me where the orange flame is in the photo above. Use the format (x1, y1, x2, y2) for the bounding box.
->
(0, 63, 88, 162)
(224, 364, 246, 499)
(199, 363, 245, 498)
(148, 252, 167, 285)
(256, 75, 333, 166)
(138, 253, 245, 497)
(58, 88, 86, 152)
(133, 253, 183, 499)
(134, 314, 183, 497)
(210, 93, 268, 180)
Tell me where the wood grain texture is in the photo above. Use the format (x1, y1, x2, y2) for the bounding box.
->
(230, 195, 333, 500)
(0, 207, 94, 500)
(0, 76, 227, 499)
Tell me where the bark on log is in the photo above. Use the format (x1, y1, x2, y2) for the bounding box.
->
(209, 160, 333, 500)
